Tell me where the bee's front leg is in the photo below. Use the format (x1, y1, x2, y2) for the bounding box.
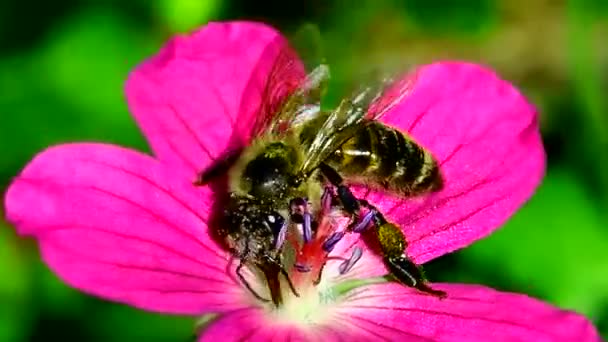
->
(236, 258, 272, 304)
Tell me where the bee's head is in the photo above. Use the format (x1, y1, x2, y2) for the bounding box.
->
(243, 142, 296, 204)
(224, 195, 287, 257)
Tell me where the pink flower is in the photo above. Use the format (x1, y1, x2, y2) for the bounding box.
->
(4, 21, 600, 341)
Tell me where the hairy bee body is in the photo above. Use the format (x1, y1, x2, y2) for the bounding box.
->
(324, 120, 442, 196)
(199, 60, 446, 306)
(221, 195, 280, 259)
(228, 139, 321, 208)
(220, 138, 322, 306)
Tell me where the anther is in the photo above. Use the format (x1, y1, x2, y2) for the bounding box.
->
(290, 197, 307, 214)
(294, 263, 311, 273)
(350, 209, 376, 232)
(274, 221, 287, 250)
(321, 187, 333, 212)
(339, 246, 363, 274)
(322, 231, 345, 252)
(303, 212, 313, 243)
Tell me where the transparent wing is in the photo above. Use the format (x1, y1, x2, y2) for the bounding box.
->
(244, 23, 329, 139)
(248, 61, 330, 140)
(297, 68, 417, 177)
(366, 70, 418, 121)
(197, 30, 331, 185)
(247, 46, 306, 138)
(197, 43, 314, 185)
(298, 86, 380, 176)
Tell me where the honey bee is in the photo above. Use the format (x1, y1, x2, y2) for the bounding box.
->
(196, 46, 445, 306)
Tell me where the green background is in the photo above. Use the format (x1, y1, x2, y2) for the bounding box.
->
(1, 0, 607, 340)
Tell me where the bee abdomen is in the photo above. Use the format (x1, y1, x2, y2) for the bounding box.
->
(328, 121, 442, 196)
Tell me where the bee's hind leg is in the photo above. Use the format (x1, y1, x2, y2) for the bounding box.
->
(316, 163, 445, 298)
(356, 199, 447, 299)
(385, 255, 447, 298)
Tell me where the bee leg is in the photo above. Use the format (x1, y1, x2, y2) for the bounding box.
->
(318, 163, 376, 233)
(265, 255, 300, 299)
(289, 197, 313, 243)
(318, 163, 360, 214)
(280, 264, 301, 298)
(385, 255, 447, 298)
(235, 260, 272, 303)
(358, 199, 446, 298)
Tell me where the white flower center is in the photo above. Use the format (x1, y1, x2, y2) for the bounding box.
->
(267, 279, 337, 326)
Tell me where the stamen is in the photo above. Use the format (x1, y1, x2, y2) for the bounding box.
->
(350, 209, 376, 232)
(274, 221, 287, 250)
(290, 197, 307, 215)
(339, 246, 363, 274)
(294, 263, 311, 273)
(321, 187, 333, 212)
(302, 212, 313, 243)
(322, 231, 345, 252)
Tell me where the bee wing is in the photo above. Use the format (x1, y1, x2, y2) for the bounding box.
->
(243, 46, 305, 138)
(366, 71, 417, 121)
(298, 86, 379, 176)
(246, 50, 330, 140)
(196, 38, 328, 185)
(297, 70, 417, 176)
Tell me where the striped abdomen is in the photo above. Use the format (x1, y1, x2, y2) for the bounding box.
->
(325, 121, 443, 196)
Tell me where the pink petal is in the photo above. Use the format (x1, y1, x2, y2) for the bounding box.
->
(358, 62, 545, 263)
(336, 283, 600, 342)
(125, 21, 304, 176)
(198, 308, 361, 342)
(4, 143, 246, 314)
(197, 308, 310, 342)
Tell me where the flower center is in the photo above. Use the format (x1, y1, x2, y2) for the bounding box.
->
(237, 186, 392, 328)
(266, 279, 337, 326)
(284, 196, 364, 291)
(259, 256, 388, 328)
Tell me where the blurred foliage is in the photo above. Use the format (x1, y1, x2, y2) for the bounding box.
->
(460, 169, 608, 317)
(1, 0, 607, 340)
